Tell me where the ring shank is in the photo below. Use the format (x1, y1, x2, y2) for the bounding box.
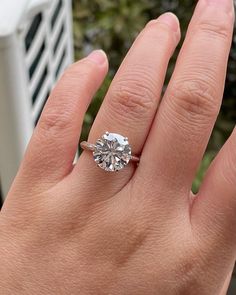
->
(80, 141, 139, 163)
(80, 141, 96, 152)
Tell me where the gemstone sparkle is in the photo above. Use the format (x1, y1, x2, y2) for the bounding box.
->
(93, 133, 132, 172)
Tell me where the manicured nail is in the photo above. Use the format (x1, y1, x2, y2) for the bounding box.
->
(157, 12, 180, 32)
(204, 0, 233, 13)
(87, 50, 107, 65)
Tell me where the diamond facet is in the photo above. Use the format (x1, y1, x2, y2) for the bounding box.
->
(93, 133, 132, 172)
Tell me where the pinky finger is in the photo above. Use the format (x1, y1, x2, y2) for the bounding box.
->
(192, 127, 236, 249)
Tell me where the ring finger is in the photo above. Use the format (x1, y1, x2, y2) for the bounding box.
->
(74, 13, 181, 196)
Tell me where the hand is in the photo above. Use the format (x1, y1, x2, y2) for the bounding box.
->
(0, 0, 235, 294)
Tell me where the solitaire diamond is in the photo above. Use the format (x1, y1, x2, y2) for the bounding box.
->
(93, 132, 132, 172)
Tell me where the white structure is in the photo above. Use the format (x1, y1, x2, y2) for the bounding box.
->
(0, 0, 74, 198)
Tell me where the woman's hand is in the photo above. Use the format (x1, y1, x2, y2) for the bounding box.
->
(0, 0, 235, 294)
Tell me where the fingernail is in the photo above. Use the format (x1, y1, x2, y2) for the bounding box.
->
(87, 50, 107, 65)
(157, 12, 180, 32)
(204, 0, 233, 13)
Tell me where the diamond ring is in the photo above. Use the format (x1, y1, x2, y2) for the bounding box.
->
(80, 132, 139, 172)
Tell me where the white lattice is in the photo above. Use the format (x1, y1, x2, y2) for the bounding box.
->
(0, 0, 73, 198)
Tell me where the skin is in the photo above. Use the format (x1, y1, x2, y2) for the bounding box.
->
(0, 0, 235, 294)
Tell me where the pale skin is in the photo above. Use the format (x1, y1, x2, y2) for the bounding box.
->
(0, 0, 235, 294)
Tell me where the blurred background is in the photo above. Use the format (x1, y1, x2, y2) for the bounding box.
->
(0, 0, 235, 293)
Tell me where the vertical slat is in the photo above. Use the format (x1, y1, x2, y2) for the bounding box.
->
(29, 52, 48, 95)
(32, 80, 50, 121)
(25, 20, 46, 67)
(64, 0, 74, 64)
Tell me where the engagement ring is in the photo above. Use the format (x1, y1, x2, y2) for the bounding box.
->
(80, 132, 139, 172)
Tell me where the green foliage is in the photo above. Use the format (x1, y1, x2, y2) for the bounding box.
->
(192, 151, 216, 194)
(73, 0, 236, 190)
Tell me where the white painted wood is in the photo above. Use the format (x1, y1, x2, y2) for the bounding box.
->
(0, 34, 33, 196)
(0, 0, 29, 38)
(51, 8, 66, 45)
(25, 21, 46, 67)
(31, 80, 50, 121)
(52, 35, 67, 72)
(29, 52, 48, 94)
(25, 0, 50, 19)
(0, 0, 73, 199)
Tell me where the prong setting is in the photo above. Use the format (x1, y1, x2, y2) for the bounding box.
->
(93, 132, 131, 172)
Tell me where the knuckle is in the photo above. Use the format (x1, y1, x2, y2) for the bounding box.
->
(168, 79, 219, 120)
(174, 252, 199, 279)
(108, 69, 157, 122)
(197, 18, 232, 41)
(38, 103, 73, 137)
(172, 246, 206, 294)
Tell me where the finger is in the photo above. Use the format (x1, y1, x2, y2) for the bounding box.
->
(191, 127, 236, 248)
(139, 0, 234, 202)
(74, 13, 180, 194)
(187, 129, 236, 295)
(219, 268, 234, 295)
(18, 50, 108, 189)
